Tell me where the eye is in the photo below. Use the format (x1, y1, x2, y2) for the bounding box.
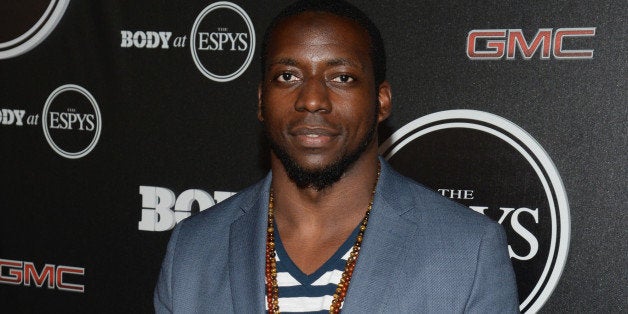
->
(331, 74, 354, 83)
(276, 72, 299, 82)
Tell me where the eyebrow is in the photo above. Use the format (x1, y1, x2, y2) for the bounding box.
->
(326, 58, 362, 69)
(268, 58, 298, 67)
(268, 57, 363, 69)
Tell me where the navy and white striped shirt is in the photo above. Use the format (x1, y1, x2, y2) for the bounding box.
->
(266, 224, 360, 313)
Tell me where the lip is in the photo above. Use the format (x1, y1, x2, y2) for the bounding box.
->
(289, 126, 340, 148)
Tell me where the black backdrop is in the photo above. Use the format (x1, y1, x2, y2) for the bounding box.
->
(1, 1, 626, 312)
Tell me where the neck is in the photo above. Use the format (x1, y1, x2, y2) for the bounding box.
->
(270, 146, 380, 232)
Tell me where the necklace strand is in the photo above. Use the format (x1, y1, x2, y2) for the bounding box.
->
(265, 163, 380, 314)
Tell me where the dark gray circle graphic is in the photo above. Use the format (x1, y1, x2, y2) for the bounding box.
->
(380, 110, 570, 313)
(42, 84, 102, 159)
(0, 0, 70, 59)
(190, 1, 255, 82)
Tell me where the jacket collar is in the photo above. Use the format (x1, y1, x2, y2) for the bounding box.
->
(227, 158, 421, 312)
(228, 172, 271, 313)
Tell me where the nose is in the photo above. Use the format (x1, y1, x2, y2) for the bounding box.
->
(294, 79, 331, 113)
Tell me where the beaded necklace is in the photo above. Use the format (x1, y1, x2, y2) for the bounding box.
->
(265, 163, 380, 314)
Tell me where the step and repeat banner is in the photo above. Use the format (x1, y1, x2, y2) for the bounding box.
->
(1, 1, 626, 312)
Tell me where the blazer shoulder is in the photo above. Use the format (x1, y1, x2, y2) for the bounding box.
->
(175, 175, 268, 236)
(381, 164, 498, 233)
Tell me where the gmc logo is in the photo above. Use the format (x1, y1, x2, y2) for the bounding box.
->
(0, 258, 85, 293)
(467, 28, 595, 60)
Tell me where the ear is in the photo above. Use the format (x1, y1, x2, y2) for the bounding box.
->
(376, 81, 392, 123)
(257, 83, 264, 122)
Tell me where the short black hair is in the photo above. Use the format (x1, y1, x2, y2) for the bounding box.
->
(260, 0, 387, 86)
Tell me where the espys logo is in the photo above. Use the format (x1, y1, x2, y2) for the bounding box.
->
(190, 1, 255, 82)
(0, 1, 70, 59)
(138, 186, 236, 231)
(42, 84, 102, 159)
(467, 28, 595, 60)
(380, 110, 570, 313)
(0, 258, 85, 293)
(120, 1, 255, 82)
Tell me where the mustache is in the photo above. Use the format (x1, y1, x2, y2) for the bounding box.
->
(287, 115, 341, 136)
(260, 107, 341, 133)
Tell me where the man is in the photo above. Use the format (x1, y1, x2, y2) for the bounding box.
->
(155, 1, 519, 313)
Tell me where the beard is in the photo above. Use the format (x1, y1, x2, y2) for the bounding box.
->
(264, 106, 379, 191)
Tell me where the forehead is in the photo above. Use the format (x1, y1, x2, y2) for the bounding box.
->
(266, 12, 372, 66)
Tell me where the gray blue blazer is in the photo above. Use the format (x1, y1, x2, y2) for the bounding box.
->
(155, 159, 519, 313)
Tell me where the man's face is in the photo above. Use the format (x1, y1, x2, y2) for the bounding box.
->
(259, 12, 390, 189)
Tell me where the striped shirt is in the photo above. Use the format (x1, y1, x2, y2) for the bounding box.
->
(266, 224, 360, 313)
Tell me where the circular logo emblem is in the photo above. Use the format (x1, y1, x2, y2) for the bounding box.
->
(0, 0, 70, 59)
(42, 84, 102, 159)
(190, 1, 255, 82)
(380, 110, 570, 313)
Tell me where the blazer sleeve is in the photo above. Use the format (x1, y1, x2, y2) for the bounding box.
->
(465, 223, 520, 313)
(154, 224, 182, 314)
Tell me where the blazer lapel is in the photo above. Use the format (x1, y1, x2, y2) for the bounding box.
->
(341, 159, 422, 313)
(225, 160, 420, 312)
(228, 175, 271, 313)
